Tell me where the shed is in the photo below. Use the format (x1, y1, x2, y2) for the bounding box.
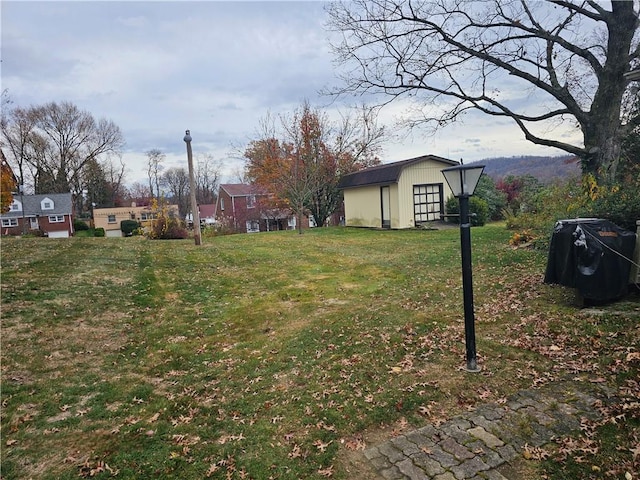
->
(338, 155, 459, 229)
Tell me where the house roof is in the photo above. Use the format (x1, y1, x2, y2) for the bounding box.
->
(219, 184, 268, 197)
(199, 204, 216, 218)
(338, 155, 459, 189)
(2, 193, 73, 218)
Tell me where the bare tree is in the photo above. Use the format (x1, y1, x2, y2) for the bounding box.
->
(0, 105, 38, 191)
(146, 149, 165, 198)
(195, 153, 221, 205)
(103, 155, 127, 206)
(327, 0, 639, 182)
(161, 167, 190, 220)
(1, 101, 124, 194)
(127, 182, 152, 206)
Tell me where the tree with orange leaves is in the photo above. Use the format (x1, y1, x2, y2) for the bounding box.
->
(245, 102, 385, 231)
(1, 149, 17, 213)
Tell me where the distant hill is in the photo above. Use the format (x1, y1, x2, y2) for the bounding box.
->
(476, 155, 581, 183)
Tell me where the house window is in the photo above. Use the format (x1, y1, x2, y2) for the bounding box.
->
(246, 220, 260, 233)
(107, 214, 116, 223)
(220, 198, 225, 211)
(247, 195, 256, 208)
(141, 213, 157, 221)
(413, 184, 443, 223)
(9, 201, 21, 212)
(1, 218, 18, 227)
(41, 198, 54, 210)
(49, 215, 65, 223)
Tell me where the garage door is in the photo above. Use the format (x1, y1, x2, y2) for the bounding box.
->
(48, 231, 70, 238)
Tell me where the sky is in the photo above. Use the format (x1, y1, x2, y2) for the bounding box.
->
(1, 0, 579, 187)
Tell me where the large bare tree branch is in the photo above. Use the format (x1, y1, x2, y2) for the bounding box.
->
(327, 0, 639, 181)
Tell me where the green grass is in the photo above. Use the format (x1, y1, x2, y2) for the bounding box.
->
(1, 225, 638, 479)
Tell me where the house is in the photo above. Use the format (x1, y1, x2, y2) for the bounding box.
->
(198, 204, 217, 226)
(215, 184, 304, 233)
(93, 203, 180, 237)
(338, 154, 459, 229)
(1, 193, 74, 238)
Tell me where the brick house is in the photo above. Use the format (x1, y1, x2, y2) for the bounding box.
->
(1, 193, 75, 238)
(215, 184, 306, 233)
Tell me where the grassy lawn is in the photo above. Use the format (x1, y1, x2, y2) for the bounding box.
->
(1, 225, 638, 479)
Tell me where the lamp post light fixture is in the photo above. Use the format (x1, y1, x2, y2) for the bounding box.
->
(441, 162, 485, 372)
(184, 130, 202, 246)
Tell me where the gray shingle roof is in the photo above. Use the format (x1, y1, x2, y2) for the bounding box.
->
(2, 193, 73, 218)
(338, 155, 458, 189)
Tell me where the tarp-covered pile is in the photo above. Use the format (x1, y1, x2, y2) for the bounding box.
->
(544, 219, 637, 301)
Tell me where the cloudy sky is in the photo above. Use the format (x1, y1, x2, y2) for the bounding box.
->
(2, 1, 577, 186)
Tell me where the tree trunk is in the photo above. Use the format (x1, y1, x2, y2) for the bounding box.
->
(577, 1, 636, 183)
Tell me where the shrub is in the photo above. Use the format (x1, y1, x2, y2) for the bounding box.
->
(581, 168, 640, 231)
(475, 175, 507, 220)
(73, 219, 90, 231)
(120, 219, 140, 237)
(23, 229, 46, 238)
(94, 227, 105, 237)
(146, 199, 189, 240)
(445, 196, 489, 226)
(149, 216, 189, 239)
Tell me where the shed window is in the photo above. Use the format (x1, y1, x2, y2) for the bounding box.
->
(413, 184, 443, 223)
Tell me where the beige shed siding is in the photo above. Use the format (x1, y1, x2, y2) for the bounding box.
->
(341, 157, 456, 229)
(343, 185, 382, 227)
(397, 162, 454, 227)
(389, 184, 400, 228)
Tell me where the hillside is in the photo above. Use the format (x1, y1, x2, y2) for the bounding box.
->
(476, 155, 581, 183)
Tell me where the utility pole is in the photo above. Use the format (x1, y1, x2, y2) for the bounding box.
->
(184, 130, 201, 246)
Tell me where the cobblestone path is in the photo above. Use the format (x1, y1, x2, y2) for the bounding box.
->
(364, 381, 609, 480)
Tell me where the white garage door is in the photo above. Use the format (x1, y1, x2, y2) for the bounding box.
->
(48, 231, 70, 238)
(106, 229, 123, 238)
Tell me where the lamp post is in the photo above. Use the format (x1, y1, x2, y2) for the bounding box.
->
(184, 130, 201, 246)
(441, 163, 485, 372)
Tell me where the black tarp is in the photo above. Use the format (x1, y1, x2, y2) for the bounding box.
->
(544, 219, 637, 301)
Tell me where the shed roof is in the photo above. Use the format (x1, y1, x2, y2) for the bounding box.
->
(338, 155, 458, 189)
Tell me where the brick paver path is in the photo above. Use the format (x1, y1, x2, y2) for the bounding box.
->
(364, 381, 608, 480)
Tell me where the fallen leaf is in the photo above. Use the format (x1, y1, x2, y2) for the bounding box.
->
(313, 439, 332, 452)
(288, 444, 302, 458)
(318, 465, 334, 477)
(626, 352, 640, 362)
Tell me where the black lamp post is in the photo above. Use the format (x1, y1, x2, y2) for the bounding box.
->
(441, 163, 485, 372)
